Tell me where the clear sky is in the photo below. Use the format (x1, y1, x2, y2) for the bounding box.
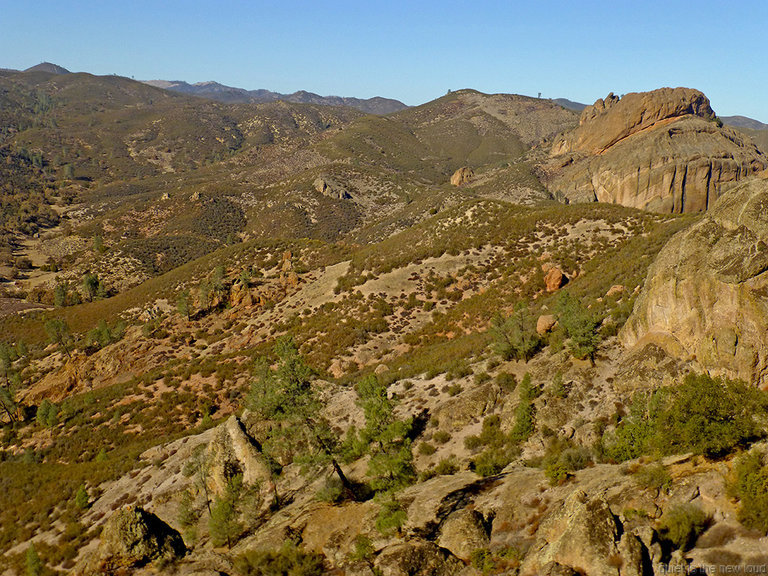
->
(2, 0, 766, 121)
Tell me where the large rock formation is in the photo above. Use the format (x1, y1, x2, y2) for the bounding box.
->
(520, 490, 647, 576)
(542, 88, 767, 213)
(621, 175, 768, 385)
(75, 506, 185, 574)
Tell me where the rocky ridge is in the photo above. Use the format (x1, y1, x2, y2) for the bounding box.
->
(541, 87, 767, 212)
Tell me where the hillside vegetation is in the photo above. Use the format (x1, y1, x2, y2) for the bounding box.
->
(0, 71, 767, 575)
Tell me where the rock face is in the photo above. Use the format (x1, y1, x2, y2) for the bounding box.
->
(542, 88, 767, 213)
(207, 415, 272, 495)
(450, 166, 474, 186)
(520, 491, 647, 576)
(76, 506, 185, 574)
(375, 541, 463, 576)
(621, 175, 768, 386)
(436, 508, 489, 561)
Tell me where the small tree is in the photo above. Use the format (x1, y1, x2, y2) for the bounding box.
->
(176, 289, 191, 319)
(557, 292, 600, 362)
(208, 475, 243, 548)
(53, 282, 67, 307)
(82, 272, 100, 302)
(198, 280, 212, 311)
(74, 484, 89, 509)
(26, 543, 42, 576)
(490, 304, 541, 361)
(351, 375, 415, 493)
(510, 373, 538, 443)
(45, 318, 72, 359)
(248, 338, 354, 499)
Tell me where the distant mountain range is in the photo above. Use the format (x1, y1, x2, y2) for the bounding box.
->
(7, 64, 768, 127)
(142, 79, 408, 115)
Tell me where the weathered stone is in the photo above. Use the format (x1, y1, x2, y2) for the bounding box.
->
(537, 314, 558, 335)
(436, 508, 489, 561)
(544, 267, 567, 292)
(450, 166, 474, 186)
(374, 541, 462, 576)
(520, 490, 649, 576)
(621, 175, 768, 385)
(207, 415, 272, 496)
(543, 88, 767, 213)
(75, 506, 185, 574)
(606, 284, 625, 298)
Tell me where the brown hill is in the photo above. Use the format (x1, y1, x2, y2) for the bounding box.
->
(540, 87, 767, 213)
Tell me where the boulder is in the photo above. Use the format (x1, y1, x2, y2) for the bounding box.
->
(544, 267, 567, 292)
(621, 175, 768, 386)
(537, 314, 558, 335)
(542, 88, 767, 213)
(520, 490, 648, 576)
(436, 508, 489, 561)
(75, 506, 185, 574)
(374, 541, 462, 576)
(450, 166, 474, 186)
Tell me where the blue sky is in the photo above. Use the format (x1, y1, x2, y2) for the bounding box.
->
(2, 1, 766, 121)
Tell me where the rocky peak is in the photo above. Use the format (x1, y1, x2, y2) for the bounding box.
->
(542, 87, 766, 213)
(555, 87, 715, 155)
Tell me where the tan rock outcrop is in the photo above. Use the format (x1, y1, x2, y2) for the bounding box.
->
(207, 415, 272, 495)
(621, 175, 768, 386)
(314, 177, 352, 199)
(543, 88, 767, 213)
(520, 490, 647, 576)
(374, 541, 462, 576)
(450, 166, 474, 186)
(436, 508, 489, 561)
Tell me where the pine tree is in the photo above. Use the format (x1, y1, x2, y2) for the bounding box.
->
(248, 338, 354, 500)
(26, 543, 42, 576)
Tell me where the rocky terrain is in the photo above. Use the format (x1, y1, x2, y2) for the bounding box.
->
(0, 70, 768, 575)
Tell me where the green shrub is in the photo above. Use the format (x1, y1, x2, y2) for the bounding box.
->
(545, 461, 570, 485)
(634, 463, 672, 495)
(36, 399, 58, 428)
(74, 485, 89, 510)
(658, 504, 709, 551)
(235, 542, 325, 576)
(375, 493, 407, 535)
(603, 373, 766, 461)
(473, 448, 513, 477)
(432, 430, 451, 444)
(731, 449, 768, 532)
(418, 442, 436, 456)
